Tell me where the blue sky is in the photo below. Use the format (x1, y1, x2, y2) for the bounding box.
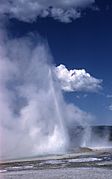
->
(1, 0, 112, 125)
(6, 1, 112, 125)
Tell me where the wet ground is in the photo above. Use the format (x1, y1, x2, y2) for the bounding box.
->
(0, 148, 112, 179)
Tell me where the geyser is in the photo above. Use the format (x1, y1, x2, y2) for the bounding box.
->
(0, 32, 69, 159)
(0, 31, 92, 160)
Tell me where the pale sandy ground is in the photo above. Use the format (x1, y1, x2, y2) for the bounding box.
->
(0, 167, 112, 179)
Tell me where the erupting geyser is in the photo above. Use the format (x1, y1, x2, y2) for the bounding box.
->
(0, 31, 94, 160)
(0, 33, 69, 159)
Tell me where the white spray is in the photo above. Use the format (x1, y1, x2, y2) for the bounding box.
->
(0, 31, 93, 160)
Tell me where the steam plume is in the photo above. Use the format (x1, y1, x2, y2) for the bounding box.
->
(0, 31, 93, 159)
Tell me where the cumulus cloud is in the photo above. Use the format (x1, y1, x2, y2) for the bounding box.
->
(0, 0, 95, 22)
(107, 94, 112, 98)
(44, 7, 81, 23)
(109, 104, 112, 111)
(55, 64, 102, 92)
(107, 94, 112, 111)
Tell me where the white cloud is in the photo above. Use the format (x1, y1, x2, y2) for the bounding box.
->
(55, 64, 102, 92)
(0, 0, 95, 22)
(107, 94, 112, 98)
(109, 104, 112, 111)
(106, 94, 112, 111)
(47, 7, 81, 23)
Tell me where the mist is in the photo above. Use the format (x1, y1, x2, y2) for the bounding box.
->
(87, 126, 112, 149)
(0, 29, 93, 160)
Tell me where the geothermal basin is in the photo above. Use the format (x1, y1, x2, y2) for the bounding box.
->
(0, 147, 112, 179)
